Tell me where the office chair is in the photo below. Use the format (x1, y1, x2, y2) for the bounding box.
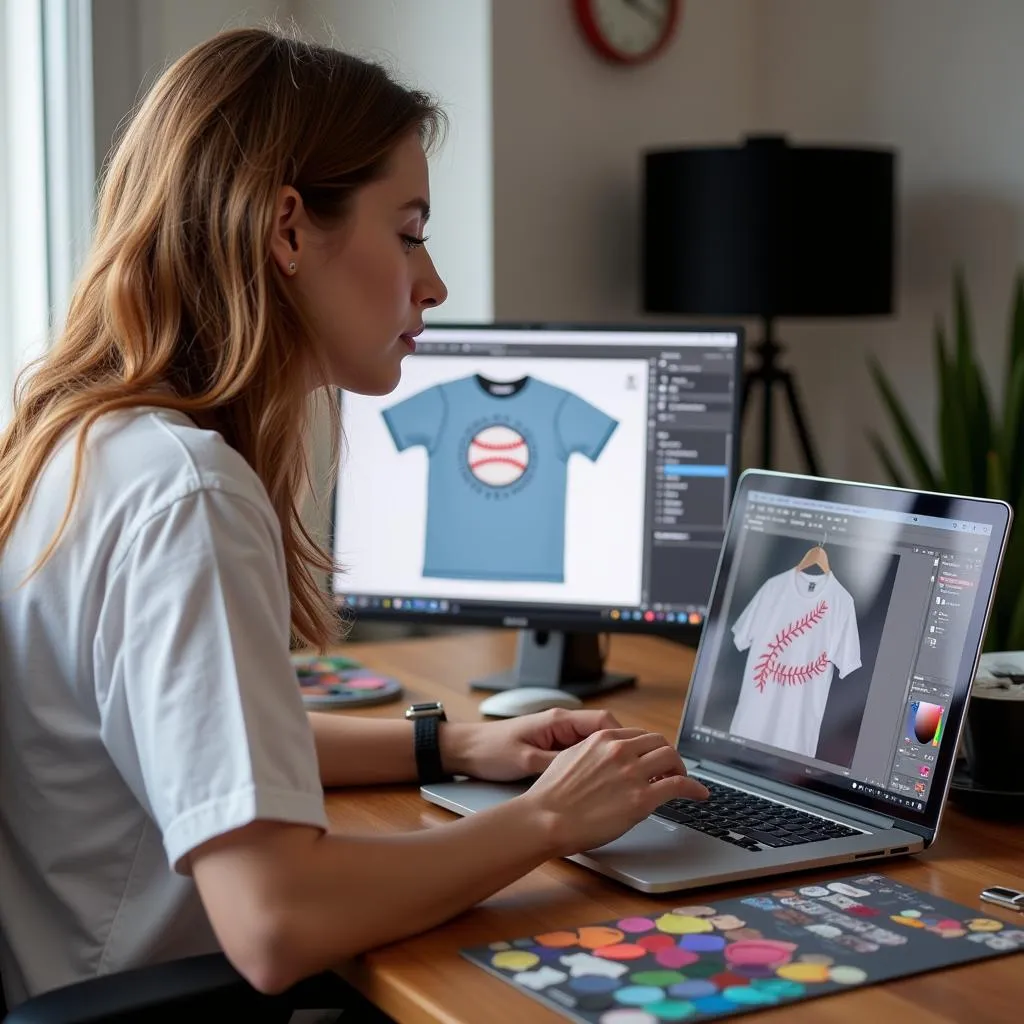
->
(1, 950, 394, 1023)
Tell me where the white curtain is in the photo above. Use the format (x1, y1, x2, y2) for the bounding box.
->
(0, 0, 94, 424)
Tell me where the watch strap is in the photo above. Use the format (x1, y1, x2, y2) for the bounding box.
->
(413, 713, 450, 785)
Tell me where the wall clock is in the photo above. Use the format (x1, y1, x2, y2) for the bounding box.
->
(574, 0, 682, 65)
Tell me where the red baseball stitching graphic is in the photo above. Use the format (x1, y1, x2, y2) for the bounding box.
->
(471, 437, 525, 451)
(752, 600, 831, 692)
(770, 652, 831, 687)
(468, 455, 526, 471)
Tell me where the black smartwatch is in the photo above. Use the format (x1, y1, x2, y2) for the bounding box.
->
(405, 701, 451, 785)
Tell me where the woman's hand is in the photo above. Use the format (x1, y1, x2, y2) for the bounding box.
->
(521, 726, 710, 856)
(441, 710, 709, 854)
(441, 708, 700, 786)
(440, 708, 624, 781)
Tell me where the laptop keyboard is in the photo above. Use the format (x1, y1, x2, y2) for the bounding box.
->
(655, 779, 861, 853)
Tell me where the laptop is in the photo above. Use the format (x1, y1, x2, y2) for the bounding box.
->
(421, 470, 1012, 893)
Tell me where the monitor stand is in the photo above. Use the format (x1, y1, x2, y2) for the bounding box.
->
(470, 630, 636, 699)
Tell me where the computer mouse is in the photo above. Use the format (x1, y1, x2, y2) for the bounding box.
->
(478, 686, 585, 718)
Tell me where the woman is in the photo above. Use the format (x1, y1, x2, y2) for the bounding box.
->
(0, 27, 707, 1005)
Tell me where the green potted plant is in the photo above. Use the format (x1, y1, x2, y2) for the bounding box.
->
(868, 268, 1024, 652)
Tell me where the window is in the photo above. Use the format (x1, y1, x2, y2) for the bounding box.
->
(0, 0, 93, 423)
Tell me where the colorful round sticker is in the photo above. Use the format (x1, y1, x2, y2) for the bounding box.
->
(967, 919, 1004, 933)
(572, 976, 620, 994)
(615, 985, 667, 1006)
(596, 944, 648, 962)
(655, 914, 713, 935)
(653, 947, 699, 969)
(490, 950, 538, 971)
(599, 1011, 661, 1024)
(580, 927, 626, 949)
(776, 962, 831, 983)
(619, 917, 657, 934)
(631, 971, 686, 988)
(830, 965, 868, 985)
(536, 931, 579, 948)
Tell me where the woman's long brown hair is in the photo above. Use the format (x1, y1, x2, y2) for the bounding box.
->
(0, 26, 443, 648)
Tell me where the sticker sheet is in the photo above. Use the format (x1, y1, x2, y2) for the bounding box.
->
(461, 874, 1024, 1022)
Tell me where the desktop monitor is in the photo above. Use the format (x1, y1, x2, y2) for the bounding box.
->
(331, 322, 743, 695)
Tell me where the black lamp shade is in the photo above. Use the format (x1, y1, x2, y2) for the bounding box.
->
(643, 135, 896, 318)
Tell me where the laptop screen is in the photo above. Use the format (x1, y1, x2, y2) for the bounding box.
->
(679, 470, 1011, 832)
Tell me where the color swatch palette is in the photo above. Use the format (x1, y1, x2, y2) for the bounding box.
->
(462, 874, 1024, 1022)
(292, 654, 404, 708)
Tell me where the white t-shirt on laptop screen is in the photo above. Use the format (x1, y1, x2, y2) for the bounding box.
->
(728, 568, 862, 759)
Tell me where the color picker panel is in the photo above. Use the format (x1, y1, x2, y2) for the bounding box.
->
(907, 701, 944, 746)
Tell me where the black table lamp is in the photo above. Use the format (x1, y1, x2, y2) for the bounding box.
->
(642, 134, 896, 474)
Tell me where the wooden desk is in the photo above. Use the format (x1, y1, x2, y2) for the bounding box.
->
(327, 631, 1024, 1023)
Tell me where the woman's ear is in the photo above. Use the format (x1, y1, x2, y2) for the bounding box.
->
(270, 186, 305, 276)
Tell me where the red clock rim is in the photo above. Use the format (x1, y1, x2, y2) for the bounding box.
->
(573, 0, 683, 65)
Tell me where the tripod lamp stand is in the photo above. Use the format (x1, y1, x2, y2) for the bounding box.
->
(642, 135, 896, 475)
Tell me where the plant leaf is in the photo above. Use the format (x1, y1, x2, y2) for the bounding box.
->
(1003, 276, 1024, 504)
(935, 319, 972, 492)
(866, 265, 1024, 654)
(989, 480, 1024, 651)
(868, 356, 938, 490)
(954, 266, 972, 372)
(1007, 270, 1024, 396)
(1000, 355, 1024, 503)
(972, 380, 994, 494)
(987, 450, 1006, 502)
(868, 432, 908, 489)
(950, 269, 994, 493)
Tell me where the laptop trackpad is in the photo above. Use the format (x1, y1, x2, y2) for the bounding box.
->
(422, 781, 730, 864)
(586, 814, 730, 863)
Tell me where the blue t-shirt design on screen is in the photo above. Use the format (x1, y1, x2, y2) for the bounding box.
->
(381, 374, 618, 582)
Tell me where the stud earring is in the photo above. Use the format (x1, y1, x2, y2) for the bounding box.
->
(287, 260, 297, 274)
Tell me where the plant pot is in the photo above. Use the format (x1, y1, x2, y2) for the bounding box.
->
(950, 651, 1024, 819)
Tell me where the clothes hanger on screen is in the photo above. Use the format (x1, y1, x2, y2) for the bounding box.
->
(796, 529, 831, 574)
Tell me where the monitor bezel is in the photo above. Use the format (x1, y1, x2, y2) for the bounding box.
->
(328, 320, 744, 637)
(677, 468, 1013, 839)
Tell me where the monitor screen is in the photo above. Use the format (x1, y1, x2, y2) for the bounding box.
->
(331, 323, 742, 632)
(680, 471, 1011, 831)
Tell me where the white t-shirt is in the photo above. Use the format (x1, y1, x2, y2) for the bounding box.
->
(728, 568, 861, 759)
(0, 408, 329, 1007)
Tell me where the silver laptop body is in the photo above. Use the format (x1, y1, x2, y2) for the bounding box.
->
(421, 470, 1012, 893)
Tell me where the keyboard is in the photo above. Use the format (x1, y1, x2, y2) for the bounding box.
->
(655, 779, 861, 853)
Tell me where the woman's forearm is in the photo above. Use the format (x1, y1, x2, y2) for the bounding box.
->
(193, 793, 560, 994)
(307, 711, 474, 787)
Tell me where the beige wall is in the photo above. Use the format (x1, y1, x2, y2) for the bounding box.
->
(90, 0, 279, 175)
(292, 0, 494, 323)
(490, 0, 1024, 483)
(136, 0, 281, 87)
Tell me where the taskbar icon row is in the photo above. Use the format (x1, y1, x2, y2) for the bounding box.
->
(607, 607, 704, 626)
(342, 594, 456, 614)
(339, 594, 705, 627)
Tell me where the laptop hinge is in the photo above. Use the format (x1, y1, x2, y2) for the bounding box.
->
(690, 760, 896, 830)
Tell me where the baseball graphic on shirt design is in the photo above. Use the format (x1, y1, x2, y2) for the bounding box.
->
(466, 424, 530, 487)
(753, 600, 831, 692)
